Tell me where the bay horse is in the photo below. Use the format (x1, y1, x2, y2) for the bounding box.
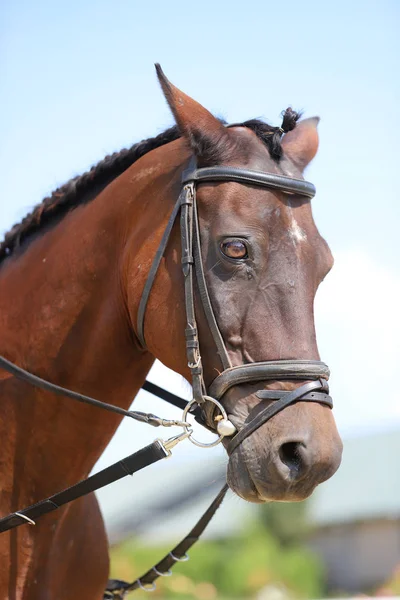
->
(0, 65, 342, 599)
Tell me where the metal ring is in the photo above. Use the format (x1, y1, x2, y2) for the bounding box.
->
(153, 566, 172, 577)
(138, 579, 156, 592)
(170, 551, 190, 562)
(182, 396, 228, 448)
(15, 512, 35, 526)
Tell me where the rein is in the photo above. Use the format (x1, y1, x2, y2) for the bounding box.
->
(0, 160, 333, 598)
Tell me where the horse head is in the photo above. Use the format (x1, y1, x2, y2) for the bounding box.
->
(129, 67, 342, 503)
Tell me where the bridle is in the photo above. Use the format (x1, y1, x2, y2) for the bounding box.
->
(137, 159, 333, 453)
(0, 158, 333, 597)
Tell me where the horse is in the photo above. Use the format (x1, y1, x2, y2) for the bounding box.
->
(0, 65, 342, 599)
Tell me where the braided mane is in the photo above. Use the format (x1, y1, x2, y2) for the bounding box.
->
(0, 109, 299, 262)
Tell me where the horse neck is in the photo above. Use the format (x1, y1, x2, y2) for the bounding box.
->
(0, 140, 188, 503)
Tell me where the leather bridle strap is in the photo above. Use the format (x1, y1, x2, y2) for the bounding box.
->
(0, 355, 187, 428)
(182, 165, 316, 199)
(192, 186, 232, 370)
(209, 360, 330, 399)
(228, 379, 332, 453)
(136, 192, 182, 349)
(136, 179, 232, 405)
(180, 182, 207, 404)
(180, 182, 232, 405)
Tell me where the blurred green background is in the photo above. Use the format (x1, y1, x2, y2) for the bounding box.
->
(110, 502, 324, 599)
(109, 499, 400, 599)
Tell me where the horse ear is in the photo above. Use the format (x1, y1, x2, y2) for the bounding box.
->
(281, 117, 320, 170)
(155, 64, 232, 164)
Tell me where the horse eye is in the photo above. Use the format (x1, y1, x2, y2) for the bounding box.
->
(220, 239, 248, 259)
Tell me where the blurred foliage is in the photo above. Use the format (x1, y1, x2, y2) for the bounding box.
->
(260, 501, 311, 547)
(109, 502, 324, 599)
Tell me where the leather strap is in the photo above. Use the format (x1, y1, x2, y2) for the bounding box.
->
(142, 380, 188, 411)
(209, 360, 330, 399)
(228, 380, 328, 453)
(104, 485, 228, 597)
(0, 355, 170, 428)
(180, 183, 206, 404)
(256, 389, 332, 405)
(182, 165, 316, 199)
(0, 441, 168, 534)
(136, 192, 182, 349)
(192, 192, 231, 370)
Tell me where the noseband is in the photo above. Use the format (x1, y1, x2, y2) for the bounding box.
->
(137, 160, 333, 452)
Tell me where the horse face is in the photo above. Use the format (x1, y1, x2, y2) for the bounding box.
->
(145, 66, 342, 502)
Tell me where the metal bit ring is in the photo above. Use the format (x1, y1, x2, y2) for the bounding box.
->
(182, 396, 229, 448)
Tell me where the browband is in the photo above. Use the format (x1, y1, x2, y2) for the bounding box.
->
(182, 165, 316, 199)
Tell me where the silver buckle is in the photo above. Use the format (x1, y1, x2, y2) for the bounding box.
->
(158, 430, 192, 457)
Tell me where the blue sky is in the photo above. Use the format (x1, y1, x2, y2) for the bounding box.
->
(1, 1, 399, 467)
(1, 0, 398, 266)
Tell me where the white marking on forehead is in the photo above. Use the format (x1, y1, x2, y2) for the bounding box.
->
(286, 199, 307, 245)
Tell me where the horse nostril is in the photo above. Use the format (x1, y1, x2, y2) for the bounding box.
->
(278, 442, 308, 480)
